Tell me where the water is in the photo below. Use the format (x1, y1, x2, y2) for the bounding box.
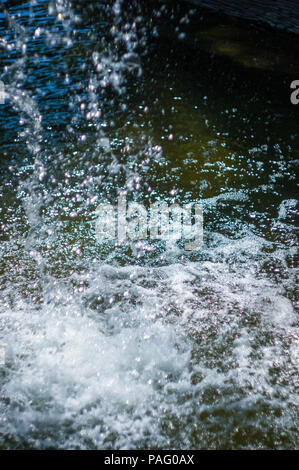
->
(0, 0, 298, 449)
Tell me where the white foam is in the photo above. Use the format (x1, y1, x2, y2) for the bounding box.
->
(0, 228, 297, 448)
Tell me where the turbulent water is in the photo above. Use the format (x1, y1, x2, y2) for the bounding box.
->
(0, 0, 298, 449)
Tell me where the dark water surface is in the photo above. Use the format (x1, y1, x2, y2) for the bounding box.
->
(0, 0, 298, 449)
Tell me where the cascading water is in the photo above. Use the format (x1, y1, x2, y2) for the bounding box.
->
(0, 0, 298, 449)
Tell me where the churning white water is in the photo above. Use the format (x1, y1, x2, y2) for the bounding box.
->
(0, 0, 298, 449)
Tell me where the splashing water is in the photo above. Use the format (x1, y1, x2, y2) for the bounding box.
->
(0, 0, 298, 449)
